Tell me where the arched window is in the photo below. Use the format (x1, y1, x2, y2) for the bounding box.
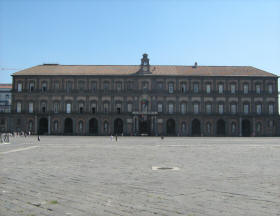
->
(243, 103, 249, 114)
(193, 103, 199, 114)
(79, 102, 84, 114)
(91, 102, 97, 113)
(206, 103, 212, 114)
(256, 104, 262, 115)
(53, 102, 59, 113)
(206, 122, 211, 135)
(28, 102, 34, 113)
(256, 122, 262, 134)
(218, 103, 224, 114)
(231, 103, 237, 114)
(28, 120, 33, 131)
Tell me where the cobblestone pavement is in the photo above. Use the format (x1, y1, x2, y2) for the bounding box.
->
(0, 136, 280, 216)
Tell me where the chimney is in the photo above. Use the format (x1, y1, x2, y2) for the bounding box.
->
(193, 62, 198, 68)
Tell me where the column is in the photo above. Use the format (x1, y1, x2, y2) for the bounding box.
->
(48, 115, 51, 135)
(239, 117, 242, 136)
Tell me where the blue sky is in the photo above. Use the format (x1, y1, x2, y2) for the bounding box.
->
(0, 0, 279, 84)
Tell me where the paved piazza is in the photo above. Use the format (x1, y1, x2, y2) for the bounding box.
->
(0, 136, 280, 216)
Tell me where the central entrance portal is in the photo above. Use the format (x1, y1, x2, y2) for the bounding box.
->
(139, 115, 151, 135)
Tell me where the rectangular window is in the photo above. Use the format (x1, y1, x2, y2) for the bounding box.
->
(218, 104, 224, 114)
(54, 103, 59, 113)
(29, 82, 35, 92)
(103, 103, 108, 113)
(17, 83, 22, 92)
(269, 104, 274, 114)
(256, 104, 262, 114)
(28, 102, 33, 113)
(256, 84, 261, 94)
(157, 82, 163, 89)
(54, 81, 60, 89)
(194, 103, 199, 114)
(243, 84, 249, 94)
(127, 103, 132, 112)
(268, 84, 273, 94)
(66, 103, 71, 114)
(181, 83, 186, 93)
(104, 82, 109, 90)
(181, 103, 186, 114)
(158, 104, 163, 113)
(116, 82, 122, 91)
(206, 104, 212, 114)
(244, 104, 249, 114)
(230, 84, 236, 94)
(66, 81, 72, 92)
(218, 84, 223, 94)
(42, 82, 47, 92)
(206, 84, 211, 94)
(231, 104, 237, 114)
(168, 83, 174, 93)
(193, 83, 199, 93)
(168, 104, 174, 114)
(78, 81, 85, 90)
(17, 102, 21, 113)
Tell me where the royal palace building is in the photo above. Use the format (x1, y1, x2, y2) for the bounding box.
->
(10, 54, 279, 136)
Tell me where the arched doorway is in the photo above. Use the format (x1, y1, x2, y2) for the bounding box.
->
(242, 119, 251, 136)
(114, 118, 123, 135)
(191, 119, 201, 136)
(166, 119, 176, 135)
(64, 118, 73, 134)
(89, 118, 98, 135)
(216, 119, 226, 136)
(39, 118, 48, 134)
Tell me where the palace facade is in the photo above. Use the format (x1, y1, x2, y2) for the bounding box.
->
(10, 54, 279, 136)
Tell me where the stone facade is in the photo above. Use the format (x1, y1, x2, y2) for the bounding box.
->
(0, 84, 12, 132)
(10, 54, 279, 136)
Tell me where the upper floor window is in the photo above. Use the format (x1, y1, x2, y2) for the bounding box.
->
(116, 103, 122, 113)
(66, 81, 72, 92)
(256, 84, 261, 94)
(141, 101, 148, 112)
(42, 82, 47, 92)
(168, 103, 174, 114)
(17, 83, 22, 92)
(168, 82, 174, 93)
(157, 103, 163, 113)
(230, 84, 236, 94)
(104, 82, 109, 91)
(28, 102, 33, 113)
(193, 103, 199, 114)
(16, 102, 21, 113)
(243, 104, 249, 114)
(218, 104, 224, 114)
(231, 104, 237, 114)
(79, 103, 84, 113)
(243, 83, 249, 94)
(181, 83, 186, 93)
(116, 82, 122, 91)
(78, 81, 85, 90)
(181, 103, 186, 114)
(193, 83, 199, 93)
(41, 102, 47, 113)
(66, 103, 71, 114)
(91, 103, 97, 113)
(54, 102, 59, 113)
(218, 84, 224, 94)
(268, 84, 273, 94)
(29, 82, 35, 92)
(127, 103, 133, 112)
(103, 102, 109, 113)
(127, 81, 133, 90)
(54, 81, 60, 90)
(157, 82, 163, 89)
(206, 103, 212, 114)
(206, 84, 211, 94)
(268, 104, 274, 115)
(256, 104, 262, 114)
(91, 81, 97, 92)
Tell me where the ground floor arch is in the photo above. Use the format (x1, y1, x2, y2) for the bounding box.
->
(39, 118, 48, 134)
(242, 119, 251, 136)
(64, 118, 73, 134)
(191, 119, 201, 136)
(114, 118, 123, 135)
(89, 118, 98, 135)
(166, 119, 176, 135)
(216, 119, 226, 136)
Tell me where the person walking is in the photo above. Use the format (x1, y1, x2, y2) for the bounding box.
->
(115, 134, 118, 142)
(37, 135, 40, 142)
